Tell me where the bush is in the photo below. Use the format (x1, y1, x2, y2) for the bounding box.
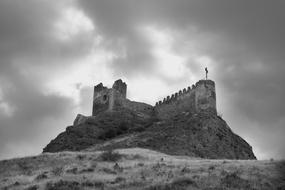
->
(98, 129, 117, 140)
(24, 185, 39, 190)
(76, 154, 86, 160)
(51, 166, 63, 176)
(221, 171, 251, 189)
(133, 126, 146, 132)
(17, 160, 32, 175)
(81, 180, 104, 188)
(99, 122, 130, 140)
(46, 180, 80, 190)
(171, 177, 197, 188)
(147, 177, 197, 190)
(35, 173, 48, 181)
(118, 122, 129, 132)
(66, 167, 78, 174)
(99, 150, 123, 162)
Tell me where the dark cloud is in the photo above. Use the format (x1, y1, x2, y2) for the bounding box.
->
(0, 0, 93, 159)
(78, 0, 285, 158)
(0, 0, 284, 159)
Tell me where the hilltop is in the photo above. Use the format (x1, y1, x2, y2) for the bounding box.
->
(43, 79, 255, 159)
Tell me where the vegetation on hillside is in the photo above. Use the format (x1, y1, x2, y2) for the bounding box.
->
(0, 148, 284, 190)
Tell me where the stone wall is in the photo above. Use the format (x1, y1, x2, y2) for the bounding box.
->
(92, 79, 217, 119)
(154, 80, 216, 119)
(92, 79, 127, 116)
(112, 79, 127, 98)
(195, 80, 216, 114)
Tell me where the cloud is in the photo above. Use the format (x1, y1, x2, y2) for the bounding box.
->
(0, 0, 284, 160)
(77, 0, 285, 159)
(0, 0, 98, 159)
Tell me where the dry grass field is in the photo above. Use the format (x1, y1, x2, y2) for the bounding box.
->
(0, 148, 284, 190)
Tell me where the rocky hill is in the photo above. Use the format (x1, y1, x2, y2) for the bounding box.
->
(43, 79, 256, 159)
(44, 109, 255, 159)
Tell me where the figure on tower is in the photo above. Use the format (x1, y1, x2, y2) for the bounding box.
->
(205, 67, 208, 80)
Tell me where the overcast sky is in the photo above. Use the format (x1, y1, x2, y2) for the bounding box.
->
(0, 0, 284, 160)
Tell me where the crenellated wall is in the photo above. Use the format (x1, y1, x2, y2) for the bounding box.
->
(92, 79, 216, 119)
(154, 80, 216, 119)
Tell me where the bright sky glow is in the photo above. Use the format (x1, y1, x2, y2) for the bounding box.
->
(54, 7, 94, 41)
(44, 50, 115, 104)
(143, 26, 189, 80)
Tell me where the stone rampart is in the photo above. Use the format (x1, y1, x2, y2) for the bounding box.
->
(154, 80, 216, 119)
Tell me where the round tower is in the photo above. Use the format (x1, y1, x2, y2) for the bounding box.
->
(194, 80, 217, 114)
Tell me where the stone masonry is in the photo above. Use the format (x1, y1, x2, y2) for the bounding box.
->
(154, 80, 217, 119)
(92, 79, 217, 119)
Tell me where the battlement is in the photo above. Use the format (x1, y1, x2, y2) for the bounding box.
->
(92, 79, 217, 119)
(154, 80, 217, 119)
(155, 85, 193, 106)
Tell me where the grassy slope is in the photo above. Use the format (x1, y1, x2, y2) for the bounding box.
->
(0, 148, 284, 190)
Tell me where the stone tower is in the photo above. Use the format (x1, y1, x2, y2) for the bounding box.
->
(194, 80, 217, 114)
(92, 79, 127, 116)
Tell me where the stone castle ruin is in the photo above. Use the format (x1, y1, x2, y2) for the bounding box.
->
(92, 79, 127, 115)
(92, 79, 217, 119)
(46, 78, 256, 160)
(92, 79, 153, 118)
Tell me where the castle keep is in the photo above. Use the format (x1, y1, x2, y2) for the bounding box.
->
(92, 79, 217, 119)
(92, 79, 127, 115)
(92, 79, 153, 117)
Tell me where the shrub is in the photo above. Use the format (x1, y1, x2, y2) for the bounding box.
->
(81, 180, 104, 188)
(35, 173, 48, 181)
(221, 171, 251, 189)
(181, 166, 191, 173)
(25, 185, 39, 190)
(118, 122, 129, 132)
(101, 167, 117, 174)
(80, 167, 94, 173)
(133, 126, 146, 132)
(76, 154, 86, 160)
(17, 161, 32, 175)
(99, 150, 123, 162)
(147, 177, 197, 190)
(66, 167, 78, 174)
(208, 165, 215, 171)
(46, 180, 80, 190)
(98, 129, 117, 140)
(112, 177, 126, 184)
(51, 166, 63, 176)
(171, 177, 197, 188)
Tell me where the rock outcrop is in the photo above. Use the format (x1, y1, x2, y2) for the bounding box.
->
(43, 79, 256, 159)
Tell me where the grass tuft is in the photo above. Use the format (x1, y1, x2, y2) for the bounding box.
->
(98, 150, 123, 162)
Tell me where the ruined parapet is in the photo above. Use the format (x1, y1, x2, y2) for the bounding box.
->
(154, 79, 217, 119)
(73, 114, 88, 126)
(92, 79, 127, 116)
(112, 79, 127, 98)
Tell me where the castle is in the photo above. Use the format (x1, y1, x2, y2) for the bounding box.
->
(92, 79, 217, 119)
(46, 78, 256, 160)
